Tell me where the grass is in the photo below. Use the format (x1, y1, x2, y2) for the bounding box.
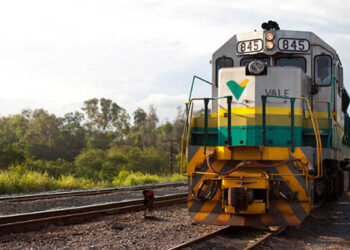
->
(111, 171, 186, 187)
(0, 169, 186, 195)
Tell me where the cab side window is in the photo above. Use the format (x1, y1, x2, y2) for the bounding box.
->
(315, 55, 332, 86)
(216, 57, 233, 87)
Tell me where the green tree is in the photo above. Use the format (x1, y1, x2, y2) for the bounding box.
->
(0, 115, 29, 168)
(133, 108, 147, 127)
(22, 109, 62, 161)
(144, 105, 159, 147)
(157, 121, 174, 151)
(129, 108, 147, 148)
(57, 112, 86, 161)
(82, 98, 130, 148)
(0, 145, 25, 169)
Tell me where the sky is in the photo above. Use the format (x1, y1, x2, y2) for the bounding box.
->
(0, 0, 350, 123)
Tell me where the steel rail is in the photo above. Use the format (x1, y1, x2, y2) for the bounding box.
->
(0, 181, 186, 202)
(168, 226, 231, 250)
(0, 193, 187, 234)
(168, 225, 287, 250)
(243, 226, 287, 250)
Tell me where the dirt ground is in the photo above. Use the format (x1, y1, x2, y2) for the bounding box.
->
(260, 191, 350, 249)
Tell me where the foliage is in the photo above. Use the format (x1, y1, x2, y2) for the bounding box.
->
(112, 171, 185, 186)
(74, 149, 106, 180)
(0, 98, 187, 194)
(25, 158, 76, 178)
(0, 146, 25, 169)
(0, 169, 57, 194)
(0, 169, 185, 194)
(82, 98, 130, 148)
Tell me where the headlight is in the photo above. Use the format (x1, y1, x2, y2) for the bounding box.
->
(248, 61, 266, 75)
(265, 41, 274, 50)
(265, 32, 274, 41)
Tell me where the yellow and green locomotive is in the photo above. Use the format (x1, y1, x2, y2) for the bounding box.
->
(181, 21, 350, 226)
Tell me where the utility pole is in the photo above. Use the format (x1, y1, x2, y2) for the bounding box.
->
(170, 138, 173, 175)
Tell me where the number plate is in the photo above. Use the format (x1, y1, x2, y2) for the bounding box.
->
(278, 38, 310, 52)
(237, 39, 263, 54)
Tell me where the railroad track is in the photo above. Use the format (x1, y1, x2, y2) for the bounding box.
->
(169, 225, 287, 250)
(0, 192, 187, 235)
(0, 181, 186, 202)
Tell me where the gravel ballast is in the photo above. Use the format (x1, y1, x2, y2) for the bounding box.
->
(259, 191, 350, 249)
(0, 203, 223, 249)
(0, 189, 349, 249)
(0, 186, 187, 215)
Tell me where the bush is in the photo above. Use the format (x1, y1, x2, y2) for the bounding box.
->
(112, 171, 185, 187)
(18, 171, 56, 193)
(0, 165, 186, 194)
(57, 175, 83, 190)
(0, 170, 56, 194)
(0, 170, 18, 194)
(75, 149, 105, 180)
(167, 173, 186, 182)
(24, 158, 76, 178)
(0, 169, 100, 194)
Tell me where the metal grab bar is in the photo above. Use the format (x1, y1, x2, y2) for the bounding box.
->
(313, 101, 332, 148)
(297, 97, 322, 179)
(261, 95, 323, 178)
(188, 76, 212, 102)
(180, 96, 232, 176)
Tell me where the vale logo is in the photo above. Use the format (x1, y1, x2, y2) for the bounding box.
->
(226, 79, 249, 100)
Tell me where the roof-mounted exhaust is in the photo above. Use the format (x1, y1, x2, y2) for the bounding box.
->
(261, 20, 280, 31)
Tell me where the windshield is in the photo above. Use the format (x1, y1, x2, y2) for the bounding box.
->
(275, 57, 306, 72)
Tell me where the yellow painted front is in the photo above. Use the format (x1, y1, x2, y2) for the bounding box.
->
(225, 202, 266, 214)
(215, 146, 290, 161)
(222, 178, 268, 189)
(187, 145, 312, 226)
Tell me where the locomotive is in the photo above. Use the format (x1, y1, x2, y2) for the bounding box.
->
(181, 21, 350, 226)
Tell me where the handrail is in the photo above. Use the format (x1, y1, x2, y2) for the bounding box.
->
(188, 76, 212, 102)
(261, 95, 323, 178)
(296, 97, 323, 178)
(180, 101, 193, 176)
(181, 94, 323, 179)
(180, 96, 232, 176)
(185, 76, 212, 141)
(313, 101, 332, 148)
(186, 102, 194, 160)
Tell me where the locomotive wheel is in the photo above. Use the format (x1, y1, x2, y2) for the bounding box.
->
(327, 170, 344, 201)
(334, 170, 344, 199)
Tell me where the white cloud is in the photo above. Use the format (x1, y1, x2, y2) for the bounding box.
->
(138, 93, 187, 121)
(0, 0, 349, 121)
